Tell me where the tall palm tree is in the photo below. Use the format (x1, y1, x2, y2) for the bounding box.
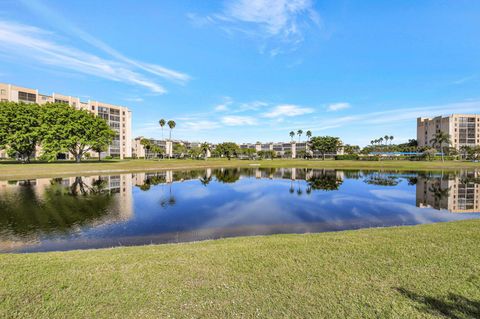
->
(289, 131, 295, 142)
(297, 129, 303, 142)
(200, 142, 210, 160)
(167, 120, 176, 141)
(430, 131, 451, 162)
(306, 130, 312, 141)
(370, 140, 374, 145)
(384, 135, 389, 145)
(159, 119, 166, 140)
(379, 137, 384, 146)
(389, 135, 394, 145)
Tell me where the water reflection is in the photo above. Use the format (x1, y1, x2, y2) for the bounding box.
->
(0, 168, 479, 252)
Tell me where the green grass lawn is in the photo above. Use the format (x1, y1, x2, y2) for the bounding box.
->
(1, 220, 479, 318)
(0, 158, 479, 180)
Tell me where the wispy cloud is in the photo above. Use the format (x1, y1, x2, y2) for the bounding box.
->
(221, 115, 258, 126)
(214, 96, 233, 112)
(263, 104, 314, 118)
(124, 97, 144, 103)
(0, 20, 170, 93)
(21, 0, 191, 85)
(452, 75, 477, 85)
(190, 0, 320, 55)
(286, 100, 480, 133)
(327, 102, 351, 112)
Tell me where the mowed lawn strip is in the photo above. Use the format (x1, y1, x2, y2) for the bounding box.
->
(1, 220, 479, 318)
(0, 158, 479, 180)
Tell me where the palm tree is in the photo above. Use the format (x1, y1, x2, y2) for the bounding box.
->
(389, 135, 394, 145)
(370, 140, 374, 145)
(167, 120, 176, 141)
(430, 132, 451, 162)
(379, 137, 384, 146)
(289, 131, 295, 142)
(200, 142, 210, 160)
(306, 130, 312, 141)
(159, 119, 166, 140)
(297, 129, 303, 142)
(384, 135, 389, 145)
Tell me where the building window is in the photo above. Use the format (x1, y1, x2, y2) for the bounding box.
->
(18, 91, 36, 103)
(0, 89, 6, 95)
(91, 106, 95, 110)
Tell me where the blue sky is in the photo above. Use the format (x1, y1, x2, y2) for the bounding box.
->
(1, 0, 479, 146)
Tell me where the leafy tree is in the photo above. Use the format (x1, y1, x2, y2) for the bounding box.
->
(310, 136, 342, 160)
(173, 143, 187, 158)
(344, 144, 360, 155)
(188, 146, 202, 159)
(91, 142, 109, 161)
(214, 168, 241, 183)
(430, 132, 451, 162)
(40, 103, 115, 163)
(241, 148, 257, 160)
(215, 142, 239, 160)
(167, 120, 176, 141)
(0, 102, 42, 162)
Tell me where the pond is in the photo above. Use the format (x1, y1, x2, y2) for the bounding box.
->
(1, 168, 479, 253)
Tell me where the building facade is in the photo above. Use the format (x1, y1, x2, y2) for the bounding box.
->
(0, 83, 132, 159)
(417, 114, 480, 150)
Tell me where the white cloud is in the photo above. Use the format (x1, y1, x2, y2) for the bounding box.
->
(214, 97, 233, 112)
(224, 0, 319, 39)
(237, 101, 269, 112)
(327, 102, 351, 112)
(21, 0, 191, 85)
(262, 104, 314, 118)
(124, 97, 144, 102)
(221, 115, 258, 126)
(0, 19, 189, 94)
(182, 120, 221, 131)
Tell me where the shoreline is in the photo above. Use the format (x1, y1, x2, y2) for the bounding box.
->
(0, 158, 479, 180)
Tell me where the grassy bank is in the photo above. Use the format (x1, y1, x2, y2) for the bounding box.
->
(0, 158, 479, 180)
(1, 220, 479, 318)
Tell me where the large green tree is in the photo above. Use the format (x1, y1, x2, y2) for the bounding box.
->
(40, 103, 115, 163)
(0, 101, 42, 162)
(310, 136, 342, 160)
(215, 142, 239, 160)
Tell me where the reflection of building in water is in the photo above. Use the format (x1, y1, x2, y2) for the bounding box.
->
(416, 172, 480, 213)
(0, 174, 134, 220)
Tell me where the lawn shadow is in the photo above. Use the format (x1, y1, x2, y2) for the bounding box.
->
(396, 287, 480, 319)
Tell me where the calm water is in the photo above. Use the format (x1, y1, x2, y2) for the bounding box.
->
(1, 167, 479, 253)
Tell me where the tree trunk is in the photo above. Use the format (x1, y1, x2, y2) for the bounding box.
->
(98, 153, 101, 162)
(76, 154, 82, 163)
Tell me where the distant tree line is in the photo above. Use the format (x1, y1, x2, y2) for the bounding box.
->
(0, 101, 115, 163)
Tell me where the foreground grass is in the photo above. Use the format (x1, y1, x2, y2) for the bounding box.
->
(1, 220, 479, 318)
(0, 158, 479, 180)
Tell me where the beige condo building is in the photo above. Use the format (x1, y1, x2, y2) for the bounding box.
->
(0, 83, 132, 159)
(417, 114, 480, 149)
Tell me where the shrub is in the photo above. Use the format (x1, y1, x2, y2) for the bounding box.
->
(104, 155, 113, 160)
(335, 154, 359, 160)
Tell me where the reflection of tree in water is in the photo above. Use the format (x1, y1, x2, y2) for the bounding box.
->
(364, 173, 400, 186)
(214, 169, 241, 184)
(0, 177, 114, 238)
(199, 175, 212, 187)
(428, 182, 451, 210)
(307, 171, 343, 191)
(138, 174, 167, 192)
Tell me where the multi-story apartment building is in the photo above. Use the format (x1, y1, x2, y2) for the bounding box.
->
(417, 114, 480, 150)
(0, 83, 132, 159)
